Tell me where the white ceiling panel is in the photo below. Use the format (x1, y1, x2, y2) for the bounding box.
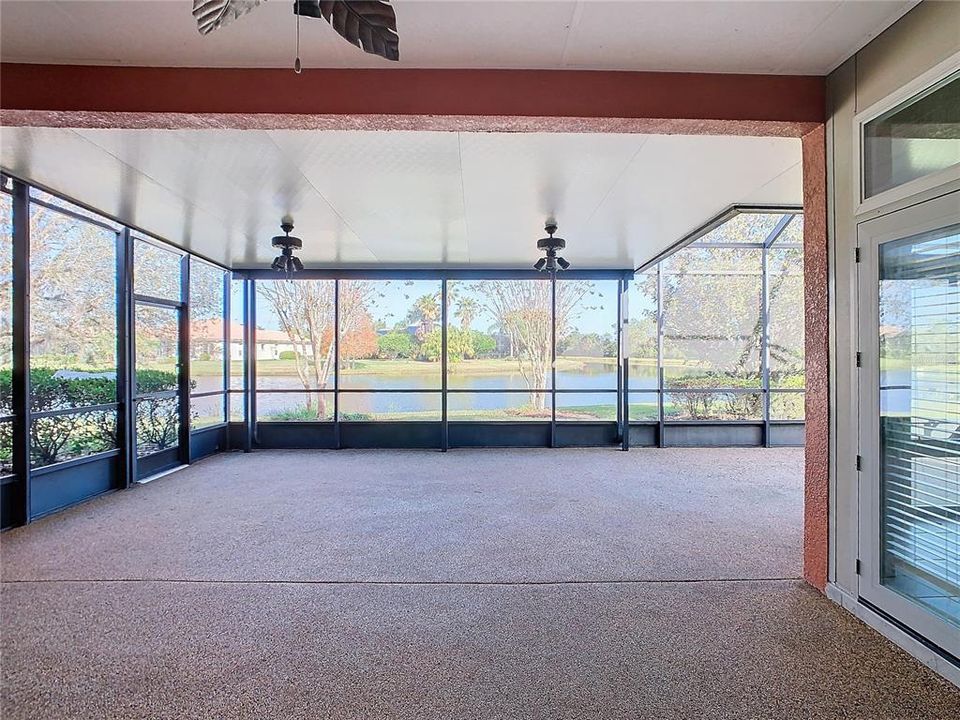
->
(1, 126, 231, 262)
(1, 126, 801, 270)
(266, 130, 469, 264)
(586, 135, 802, 265)
(0, 0, 916, 75)
(70, 127, 377, 265)
(458, 132, 649, 266)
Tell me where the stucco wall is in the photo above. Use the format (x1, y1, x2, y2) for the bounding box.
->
(826, 0, 960, 596)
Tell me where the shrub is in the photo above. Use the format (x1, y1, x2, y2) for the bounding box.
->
(668, 372, 762, 420)
(0, 367, 182, 467)
(470, 331, 497, 358)
(264, 407, 316, 422)
(339, 412, 372, 421)
(377, 332, 414, 360)
(278, 350, 297, 361)
(419, 329, 442, 361)
(420, 328, 496, 363)
(668, 371, 805, 420)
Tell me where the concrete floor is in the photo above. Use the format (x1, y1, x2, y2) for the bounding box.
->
(2, 448, 958, 718)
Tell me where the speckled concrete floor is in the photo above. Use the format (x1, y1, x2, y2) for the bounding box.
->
(2, 449, 958, 718)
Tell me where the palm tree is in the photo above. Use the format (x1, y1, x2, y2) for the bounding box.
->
(455, 297, 478, 331)
(410, 293, 441, 336)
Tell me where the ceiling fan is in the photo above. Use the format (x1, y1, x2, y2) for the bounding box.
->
(192, 0, 400, 63)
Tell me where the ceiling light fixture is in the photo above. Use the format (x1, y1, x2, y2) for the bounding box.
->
(271, 217, 304, 276)
(534, 221, 570, 273)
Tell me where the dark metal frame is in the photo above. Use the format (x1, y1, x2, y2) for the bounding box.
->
(184, 255, 231, 459)
(117, 228, 135, 488)
(0, 177, 232, 528)
(638, 206, 806, 448)
(237, 271, 632, 453)
(9, 180, 30, 526)
(131, 241, 189, 480)
(0, 178, 806, 529)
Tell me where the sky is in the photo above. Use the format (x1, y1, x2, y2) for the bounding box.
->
(249, 278, 621, 336)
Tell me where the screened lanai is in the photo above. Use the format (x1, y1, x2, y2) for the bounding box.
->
(0, 174, 803, 526)
(5, 2, 960, 714)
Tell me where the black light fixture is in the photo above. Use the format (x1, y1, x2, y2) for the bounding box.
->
(534, 221, 570, 273)
(271, 217, 304, 275)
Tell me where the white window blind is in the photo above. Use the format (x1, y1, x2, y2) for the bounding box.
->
(879, 225, 959, 624)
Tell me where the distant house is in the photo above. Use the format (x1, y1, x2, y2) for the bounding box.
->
(251, 327, 300, 361)
(192, 320, 303, 361)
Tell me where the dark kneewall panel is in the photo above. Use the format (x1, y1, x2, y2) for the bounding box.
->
(0, 477, 18, 529)
(628, 424, 659, 447)
(137, 447, 180, 481)
(449, 422, 552, 448)
(629, 422, 804, 448)
(30, 453, 119, 519)
(231, 421, 803, 451)
(666, 423, 765, 448)
(340, 422, 441, 449)
(190, 426, 228, 460)
(255, 422, 336, 449)
(555, 422, 620, 448)
(769, 423, 805, 447)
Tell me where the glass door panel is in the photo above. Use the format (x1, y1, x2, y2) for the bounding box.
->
(879, 226, 959, 625)
(859, 192, 960, 657)
(134, 302, 182, 460)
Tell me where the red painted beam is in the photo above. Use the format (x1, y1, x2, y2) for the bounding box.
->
(0, 64, 824, 124)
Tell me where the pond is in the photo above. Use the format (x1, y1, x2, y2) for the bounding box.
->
(192, 360, 661, 421)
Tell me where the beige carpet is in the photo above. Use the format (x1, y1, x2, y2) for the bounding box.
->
(2, 449, 958, 718)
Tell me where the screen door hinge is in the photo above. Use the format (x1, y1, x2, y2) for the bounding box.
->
(855, 247, 861, 263)
(856, 559, 861, 575)
(855, 351, 862, 367)
(856, 455, 862, 471)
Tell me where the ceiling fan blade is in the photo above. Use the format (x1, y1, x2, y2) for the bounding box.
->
(295, 1, 400, 62)
(193, 0, 265, 36)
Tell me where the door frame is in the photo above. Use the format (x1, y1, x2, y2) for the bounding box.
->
(132, 292, 189, 481)
(856, 189, 960, 657)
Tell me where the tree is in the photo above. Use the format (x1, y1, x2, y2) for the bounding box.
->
(650, 247, 763, 380)
(455, 296, 478, 331)
(474, 280, 589, 409)
(21, 205, 118, 368)
(377, 331, 414, 359)
(407, 292, 441, 339)
(420, 327, 476, 363)
(258, 280, 377, 418)
(559, 331, 615, 358)
(647, 229, 805, 389)
(419, 329, 442, 362)
(470, 331, 496, 357)
(340, 311, 379, 361)
(188, 259, 228, 366)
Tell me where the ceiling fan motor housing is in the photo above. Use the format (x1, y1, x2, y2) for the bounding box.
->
(537, 236, 566, 253)
(272, 233, 303, 251)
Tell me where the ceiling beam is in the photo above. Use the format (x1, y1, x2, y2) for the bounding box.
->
(0, 65, 823, 136)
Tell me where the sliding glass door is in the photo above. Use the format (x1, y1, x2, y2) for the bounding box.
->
(858, 191, 960, 656)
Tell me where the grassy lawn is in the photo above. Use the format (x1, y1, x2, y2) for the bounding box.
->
(262, 403, 664, 422)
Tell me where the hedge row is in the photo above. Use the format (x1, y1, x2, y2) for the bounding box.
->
(0, 368, 182, 468)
